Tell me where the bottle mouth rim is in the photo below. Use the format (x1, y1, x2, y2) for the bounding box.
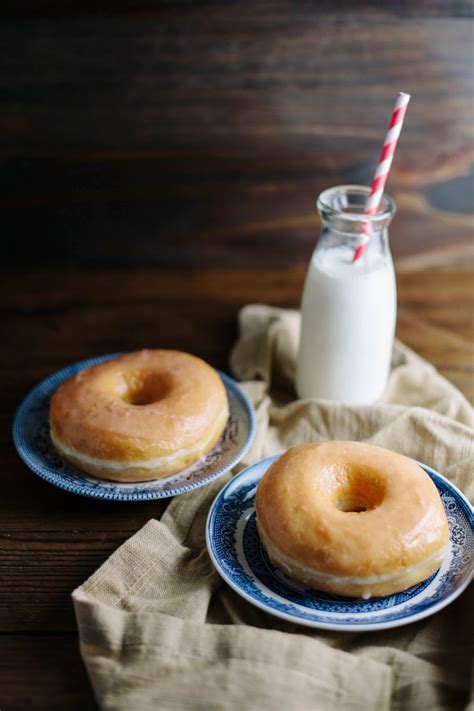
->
(317, 185, 396, 223)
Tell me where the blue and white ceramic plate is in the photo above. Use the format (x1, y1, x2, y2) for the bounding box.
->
(13, 353, 256, 501)
(206, 454, 473, 631)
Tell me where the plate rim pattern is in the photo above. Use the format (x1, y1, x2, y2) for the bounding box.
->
(13, 352, 256, 501)
(206, 453, 473, 631)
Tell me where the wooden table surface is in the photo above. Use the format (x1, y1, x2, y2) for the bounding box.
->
(1, 265, 473, 709)
(2, 1, 474, 271)
(1, 3, 473, 706)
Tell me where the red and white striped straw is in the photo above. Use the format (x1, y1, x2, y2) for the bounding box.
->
(352, 92, 411, 263)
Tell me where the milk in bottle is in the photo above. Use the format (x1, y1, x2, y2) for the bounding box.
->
(296, 186, 397, 405)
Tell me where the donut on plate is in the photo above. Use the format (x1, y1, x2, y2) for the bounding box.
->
(256, 441, 449, 599)
(50, 349, 229, 482)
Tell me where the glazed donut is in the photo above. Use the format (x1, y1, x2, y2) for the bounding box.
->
(50, 349, 229, 482)
(256, 442, 449, 599)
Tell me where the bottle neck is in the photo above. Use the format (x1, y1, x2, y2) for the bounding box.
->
(318, 220, 390, 248)
(314, 185, 396, 269)
(314, 222, 393, 272)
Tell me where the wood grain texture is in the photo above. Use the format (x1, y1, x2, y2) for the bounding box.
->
(0, 636, 97, 710)
(1, 2, 473, 702)
(1, 2, 473, 268)
(1, 264, 473, 704)
(4, 1, 474, 19)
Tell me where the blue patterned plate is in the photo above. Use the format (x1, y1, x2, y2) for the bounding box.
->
(13, 353, 256, 501)
(206, 454, 473, 631)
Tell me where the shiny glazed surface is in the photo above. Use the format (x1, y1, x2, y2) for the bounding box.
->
(256, 442, 450, 598)
(49, 350, 229, 479)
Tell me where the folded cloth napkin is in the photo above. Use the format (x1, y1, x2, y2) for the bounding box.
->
(73, 305, 473, 711)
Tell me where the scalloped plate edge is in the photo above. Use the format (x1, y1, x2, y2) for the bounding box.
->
(13, 353, 256, 501)
(206, 453, 473, 632)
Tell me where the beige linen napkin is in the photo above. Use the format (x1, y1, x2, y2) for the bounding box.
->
(73, 305, 473, 711)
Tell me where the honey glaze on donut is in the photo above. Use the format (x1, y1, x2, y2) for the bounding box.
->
(50, 350, 229, 482)
(256, 442, 450, 599)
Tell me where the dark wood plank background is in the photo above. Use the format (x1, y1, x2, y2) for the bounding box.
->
(1, 1, 473, 269)
(1, 3, 473, 709)
(1, 267, 473, 710)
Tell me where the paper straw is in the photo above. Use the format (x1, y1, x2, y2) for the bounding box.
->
(352, 92, 411, 263)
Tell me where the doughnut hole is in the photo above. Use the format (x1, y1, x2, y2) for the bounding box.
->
(120, 369, 170, 406)
(332, 466, 386, 513)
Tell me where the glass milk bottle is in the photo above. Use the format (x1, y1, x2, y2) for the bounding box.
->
(296, 185, 397, 405)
